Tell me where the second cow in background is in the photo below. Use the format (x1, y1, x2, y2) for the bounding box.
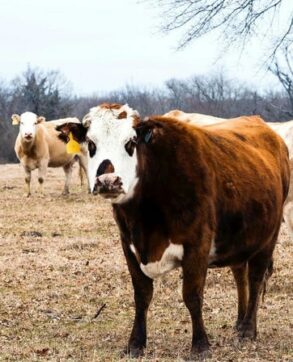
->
(12, 112, 88, 196)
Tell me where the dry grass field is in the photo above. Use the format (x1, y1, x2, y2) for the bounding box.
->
(0, 163, 292, 361)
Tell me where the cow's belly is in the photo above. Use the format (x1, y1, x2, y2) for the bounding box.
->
(207, 238, 257, 268)
(130, 239, 250, 278)
(48, 154, 74, 167)
(130, 243, 184, 279)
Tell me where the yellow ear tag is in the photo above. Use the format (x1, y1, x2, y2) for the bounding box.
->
(66, 132, 80, 154)
(12, 118, 19, 125)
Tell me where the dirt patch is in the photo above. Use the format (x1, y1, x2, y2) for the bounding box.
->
(0, 164, 292, 361)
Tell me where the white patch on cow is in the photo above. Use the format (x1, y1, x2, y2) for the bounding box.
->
(84, 104, 139, 196)
(208, 239, 217, 264)
(140, 243, 184, 279)
(129, 243, 137, 255)
(19, 112, 39, 140)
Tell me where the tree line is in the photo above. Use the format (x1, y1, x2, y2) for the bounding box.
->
(0, 67, 292, 163)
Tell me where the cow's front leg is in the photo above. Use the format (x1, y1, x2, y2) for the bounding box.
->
(182, 243, 210, 358)
(24, 167, 31, 197)
(122, 241, 153, 357)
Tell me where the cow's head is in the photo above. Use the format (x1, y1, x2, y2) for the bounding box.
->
(56, 103, 141, 200)
(12, 112, 45, 142)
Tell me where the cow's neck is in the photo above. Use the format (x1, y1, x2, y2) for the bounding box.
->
(115, 127, 207, 237)
(20, 126, 41, 154)
(21, 138, 35, 153)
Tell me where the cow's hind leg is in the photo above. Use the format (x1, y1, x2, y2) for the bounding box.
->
(238, 248, 274, 340)
(79, 165, 85, 187)
(121, 240, 153, 357)
(63, 163, 73, 195)
(78, 154, 90, 192)
(231, 263, 248, 330)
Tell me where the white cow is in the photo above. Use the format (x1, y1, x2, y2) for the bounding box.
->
(12, 112, 88, 196)
(164, 110, 293, 237)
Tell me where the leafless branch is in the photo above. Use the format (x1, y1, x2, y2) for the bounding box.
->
(144, 0, 292, 59)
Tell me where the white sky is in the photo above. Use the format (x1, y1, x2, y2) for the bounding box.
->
(0, 0, 290, 95)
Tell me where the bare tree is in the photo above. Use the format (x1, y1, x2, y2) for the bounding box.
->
(269, 45, 293, 116)
(12, 66, 73, 119)
(0, 67, 75, 163)
(1, 67, 292, 164)
(0, 81, 18, 162)
(145, 0, 293, 58)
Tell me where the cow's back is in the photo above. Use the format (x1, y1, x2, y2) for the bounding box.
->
(205, 116, 289, 198)
(164, 109, 225, 125)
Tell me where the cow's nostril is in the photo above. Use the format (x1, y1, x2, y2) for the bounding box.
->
(96, 177, 102, 186)
(113, 177, 122, 186)
(96, 159, 115, 177)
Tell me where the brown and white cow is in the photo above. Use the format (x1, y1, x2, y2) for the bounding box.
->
(13, 112, 88, 196)
(56, 104, 290, 358)
(164, 110, 293, 237)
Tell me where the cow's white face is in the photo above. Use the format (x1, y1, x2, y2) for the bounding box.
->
(12, 112, 45, 141)
(84, 104, 139, 200)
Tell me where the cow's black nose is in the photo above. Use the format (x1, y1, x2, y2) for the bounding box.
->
(96, 159, 115, 177)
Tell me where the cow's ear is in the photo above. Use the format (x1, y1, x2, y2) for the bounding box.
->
(11, 114, 20, 125)
(82, 113, 91, 128)
(55, 123, 88, 144)
(134, 119, 158, 144)
(37, 116, 45, 124)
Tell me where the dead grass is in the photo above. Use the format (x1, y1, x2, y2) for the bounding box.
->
(0, 163, 292, 361)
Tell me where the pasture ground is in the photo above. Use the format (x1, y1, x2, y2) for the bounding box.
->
(0, 164, 292, 361)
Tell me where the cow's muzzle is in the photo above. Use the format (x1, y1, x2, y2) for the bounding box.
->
(24, 134, 33, 141)
(93, 173, 124, 198)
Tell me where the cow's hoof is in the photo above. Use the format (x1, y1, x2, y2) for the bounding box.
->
(121, 345, 144, 358)
(189, 340, 211, 361)
(189, 348, 211, 361)
(235, 319, 243, 331)
(62, 190, 69, 196)
(238, 324, 256, 340)
(26, 193, 31, 198)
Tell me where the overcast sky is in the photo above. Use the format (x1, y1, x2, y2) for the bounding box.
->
(0, 0, 289, 95)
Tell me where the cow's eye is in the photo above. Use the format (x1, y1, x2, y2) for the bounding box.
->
(125, 138, 136, 156)
(88, 139, 97, 158)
